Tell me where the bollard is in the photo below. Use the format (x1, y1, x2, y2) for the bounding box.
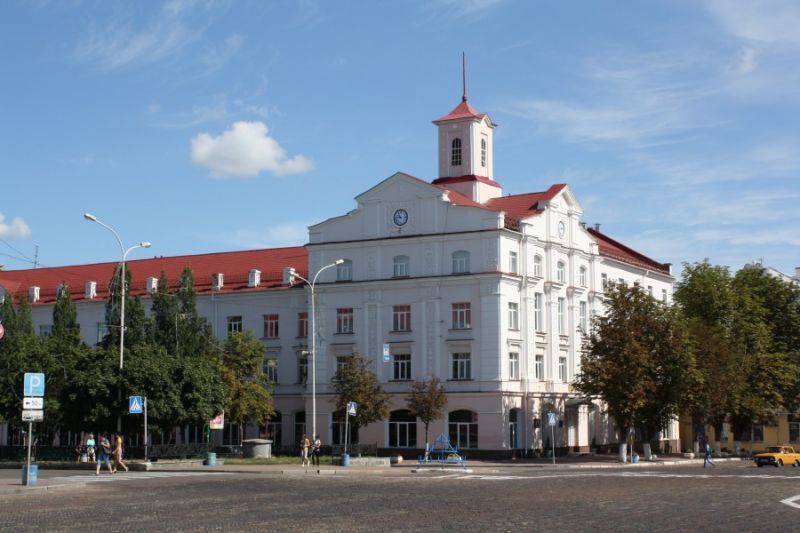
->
(206, 452, 217, 467)
(341, 453, 351, 467)
(22, 464, 38, 486)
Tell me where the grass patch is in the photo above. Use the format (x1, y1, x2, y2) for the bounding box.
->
(224, 456, 338, 466)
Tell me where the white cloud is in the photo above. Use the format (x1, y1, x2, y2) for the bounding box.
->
(706, 0, 800, 44)
(190, 121, 313, 177)
(0, 213, 32, 239)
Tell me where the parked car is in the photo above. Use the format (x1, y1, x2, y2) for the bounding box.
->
(753, 445, 800, 467)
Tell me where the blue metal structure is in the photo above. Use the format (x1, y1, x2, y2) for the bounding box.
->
(418, 433, 466, 466)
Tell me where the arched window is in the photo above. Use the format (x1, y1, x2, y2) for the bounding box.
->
(449, 409, 478, 449)
(557, 261, 566, 283)
(451, 138, 462, 166)
(393, 255, 409, 278)
(336, 259, 352, 281)
(452, 250, 470, 274)
(533, 255, 543, 277)
(389, 410, 417, 448)
(263, 412, 282, 450)
(579, 266, 587, 287)
(481, 138, 487, 167)
(332, 410, 358, 445)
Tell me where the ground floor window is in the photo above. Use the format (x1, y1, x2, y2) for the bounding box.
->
(751, 424, 764, 442)
(449, 410, 478, 449)
(294, 412, 306, 445)
(222, 422, 241, 446)
(509, 408, 520, 449)
(332, 410, 358, 446)
(790, 422, 800, 443)
(263, 412, 282, 448)
(389, 410, 417, 448)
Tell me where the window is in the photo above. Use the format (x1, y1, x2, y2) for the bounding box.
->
(332, 410, 358, 446)
(298, 355, 308, 384)
(264, 358, 278, 383)
(389, 410, 417, 448)
(451, 302, 471, 329)
(751, 424, 764, 442)
(480, 137, 487, 167)
(336, 308, 354, 334)
(509, 352, 520, 380)
(662, 289, 668, 303)
(96, 323, 109, 345)
(790, 422, 800, 443)
(393, 305, 411, 332)
(449, 410, 478, 449)
(647, 286, 653, 297)
(336, 356, 350, 373)
(393, 255, 409, 277)
(451, 137, 462, 166)
(557, 261, 566, 283)
(263, 314, 279, 339)
(601, 273, 608, 291)
(509, 409, 520, 449)
(579, 266, 587, 287)
(534, 293, 544, 332)
(533, 255, 543, 277)
(535, 354, 544, 381)
(451, 352, 472, 380)
(39, 325, 53, 337)
(508, 251, 518, 274)
(298, 312, 308, 338)
(558, 298, 566, 334)
(337, 260, 352, 281)
(392, 354, 411, 381)
(508, 302, 519, 330)
(263, 412, 282, 450)
(579, 301, 588, 333)
(558, 356, 567, 382)
(452, 251, 470, 274)
(227, 316, 242, 336)
(294, 412, 306, 445)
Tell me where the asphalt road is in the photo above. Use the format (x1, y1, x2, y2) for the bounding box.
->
(2, 463, 799, 532)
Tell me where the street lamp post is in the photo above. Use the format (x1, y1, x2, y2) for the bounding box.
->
(285, 259, 343, 442)
(83, 213, 151, 432)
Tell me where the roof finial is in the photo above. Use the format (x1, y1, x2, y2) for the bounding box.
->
(462, 51, 468, 102)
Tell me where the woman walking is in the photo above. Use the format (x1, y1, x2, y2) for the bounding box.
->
(111, 433, 129, 473)
(300, 434, 311, 467)
(95, 433, 114, 475)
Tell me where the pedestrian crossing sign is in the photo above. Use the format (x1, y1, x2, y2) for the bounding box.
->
(129, 396, 143, 414)
(347, 401, 357, 416)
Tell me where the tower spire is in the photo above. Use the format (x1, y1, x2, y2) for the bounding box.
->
(462, 51, 467, 102)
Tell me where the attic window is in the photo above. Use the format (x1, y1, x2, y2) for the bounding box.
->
(481, 138, 487, 167)
(451, 138, 462, 166)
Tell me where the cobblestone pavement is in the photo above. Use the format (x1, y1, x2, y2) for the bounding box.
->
(2, 462, 800, 532)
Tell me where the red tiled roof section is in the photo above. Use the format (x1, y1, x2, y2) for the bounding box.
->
(587, 228, 671, 275)
(433, 100, 486, 123)
(0, 247, 308, 304)
(486, 184, 566, 222)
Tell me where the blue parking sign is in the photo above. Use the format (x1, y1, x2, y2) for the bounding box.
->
(129, 396, 143, 414)
(23, 373, 45, 397)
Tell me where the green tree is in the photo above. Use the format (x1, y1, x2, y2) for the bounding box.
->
(576, 283, 697, 460)
(0, 294, 42, 427)
(221, 331, 274, 443)
(406, 376, 447, 447)
(332, 353, 389, 438)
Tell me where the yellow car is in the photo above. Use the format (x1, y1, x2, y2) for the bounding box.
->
(753, 445, 800, 467)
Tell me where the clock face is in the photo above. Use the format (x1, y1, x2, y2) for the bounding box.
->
(558, 221, 566, 238)
(393, 209, 409, 227)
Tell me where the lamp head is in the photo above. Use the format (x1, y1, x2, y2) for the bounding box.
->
(83, 213, 97, 222)
(335, 259, 345, 265)
(140, 242, 152, 249)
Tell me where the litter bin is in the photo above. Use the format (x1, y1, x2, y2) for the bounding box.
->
(631, 454, 639, 464)
(22, 464, 38, 486)
(341, 453, 351, 467)
(206, 452, 217, 467)
(242, 439, 272, 458)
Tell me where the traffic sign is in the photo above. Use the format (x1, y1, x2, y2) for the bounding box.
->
(382, 343, 390, 363)
(210, 412, 224, 430)
(23, 373, 45, 397)
(347, 401, 357, 416)
(547, 411, 557, 427)
(22, 410, 44, 422)
(23, 397, 43, 409)
(0, 322, 4, 339)
(129, 396, 143, 414)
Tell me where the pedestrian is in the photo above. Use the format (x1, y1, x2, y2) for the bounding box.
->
(311, 435, 321, 467)
(86, 433, 96, 463)
(95, 433, 113, 475)
(111, 433, 129, 473)
(300, 434, 311, 467)
(704, 440, 715, 468)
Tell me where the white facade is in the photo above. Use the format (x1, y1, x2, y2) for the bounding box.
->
(1, 93, 677, 456)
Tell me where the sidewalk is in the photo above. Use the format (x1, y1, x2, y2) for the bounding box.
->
(0, 455, 749, 496)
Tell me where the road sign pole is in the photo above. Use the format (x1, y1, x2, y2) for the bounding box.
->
(551, 424, 555, 466)
(344, 411, 349, 455)
(26, 421, 32, 485)
(144, 397, 148, 462)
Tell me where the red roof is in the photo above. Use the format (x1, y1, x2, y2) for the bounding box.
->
(486, 184, 566, 222)
(0, 247, 308, 305)
(433, 99, 487, 123)
(587, 228, 671, 275)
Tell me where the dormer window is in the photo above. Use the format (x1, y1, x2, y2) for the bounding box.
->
(481, 138, 487, 167)
(451, 138, 462, 166)
(393, 255, 409, 278)
(336, 259, 353, 282)
(452, 251, 470, 274)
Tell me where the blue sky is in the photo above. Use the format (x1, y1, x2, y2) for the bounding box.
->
(1, 0, 798, 278)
